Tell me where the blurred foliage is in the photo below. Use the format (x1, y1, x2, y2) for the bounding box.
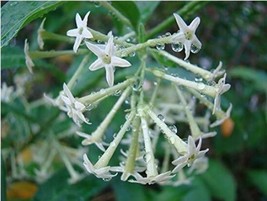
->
(1, 1, 267, 201)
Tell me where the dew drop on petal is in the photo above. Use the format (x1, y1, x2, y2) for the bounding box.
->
(191, 44, 200, 54)
(157, 114, 165, 122)
(169, 125, 177, 134)
(113, 90, 121, 96)
(164, 32, 171, 37)
(156, 43, 165, 50)
(197, 83, 206, 90)
(171, 42, 183, 52)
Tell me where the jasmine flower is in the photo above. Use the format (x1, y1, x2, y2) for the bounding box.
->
(172, 136, 208, 173)
(173, 13, 202, 60)
(60, 83, 89, 126)
(85, 32, 131, 86)
(67, 12, 93, 53)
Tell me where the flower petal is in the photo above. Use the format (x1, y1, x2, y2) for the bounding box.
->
(111, 56, 131, 67)
(85, 41, 104, 57)
(75, 13, 83, 27)
(189, 17, 200, 33)
(105, 65, 114, 87)
(82, 11, 90, 27)
(63, 83, 75, 102)
(192, 35, 202, 49)
(83, 28, 93, 39)
(173, 13, 188, 32)
(73, 36, 82, 53)
(67, 28, 79, 37)
(183, 40, 192, 60)
(89, 58, 104, 71)
(105, 34, 115, 56)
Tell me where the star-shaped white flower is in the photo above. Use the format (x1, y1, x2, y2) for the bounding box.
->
(172, 136, 208, 173)
(67, 12, 93, 53)
(129, 171, 174, 185)
(83, 154, 117, 180)
(60, 83, 89, 127)
(85, 32, 131, 87)
(173, 13, 202, 60)
(213, 73, 231, 114)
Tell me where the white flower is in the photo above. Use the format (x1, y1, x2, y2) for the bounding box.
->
(173, 13, 202, 60)
(85, 32, 131, 87)
(67, 12, 93, 53)
(172, 136, 208, 173)
(213, 73, 231, 114)
(24, 39, 34, 73)
(60, 83, 89, 127)
(210, 103, 232, 127)
(1, 82, 14, 102)
(129, 171, 174, 185)
(83, 154, 117, 180)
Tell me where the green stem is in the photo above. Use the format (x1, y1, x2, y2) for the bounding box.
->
(41, 30, 74, 43)
(79, 78, 135, 106)
(67, 55, 90, 90)
(29, 49, 88, 59)
(98, 1, 132, 27)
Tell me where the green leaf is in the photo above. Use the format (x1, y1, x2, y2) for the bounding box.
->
(200, 159, 236, 201)
(183, 178, 211, 201)
(135, 1, 160, 22)
(1, 46, 25, 69)
(247, 170, 267, 197)
(1, 1, 64, 48)
(229, 67, 267, 92)
(111, 1, 140, 29)
(34, 170, 107, 201)
(112, 178, 148, 201)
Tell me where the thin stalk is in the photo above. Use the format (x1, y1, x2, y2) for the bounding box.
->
(29, 49, 88, 59)
(67, 55, 90, 90)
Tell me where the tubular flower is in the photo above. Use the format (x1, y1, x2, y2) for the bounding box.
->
(60, 83, 89, 127)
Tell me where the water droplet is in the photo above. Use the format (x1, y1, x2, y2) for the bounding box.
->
(169, 125, 177, 133)
(114, 90, 121, 96)
(126, 38, 131, 43)
(132, 79, 141, 91)
(191, 44, 200, 54)
(125, 113, 130, 120)
(111, 141, 116, 147)
(156, 43, 165, 50)
(93, 2, 100, 7)
(171, 42, 183, 52)
(197, 83, 205, 90)
(129, 51, 136, 57)
(113, 133, 117, 138)
(125, 98, 130, 105)
(103, 177, 111, 181)
(195, 77, 203, 82)
(157, 114, 165, 122)
(126, 126, 131, 132)
(164, 32, 171, 37)
(153, 81, 158, 86)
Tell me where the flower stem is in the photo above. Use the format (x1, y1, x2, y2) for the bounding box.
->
(154, 49, 213, 81)
(94, 110, 135, 168)
(67, 55, 90, 90)
(174, 85, 202, 137)
(145, 106, 187, 153)
(140, 115, 158, 177)
(122, 116, 141, 180)
(79, 78, 135, 106)
(29, 49, 88, 59)
(98, 1, 132, 27)
(88, 87, 131, 143)
(148, 68, 217, 97)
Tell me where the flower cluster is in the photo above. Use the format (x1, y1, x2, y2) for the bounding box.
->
(37, 9, 232, 186)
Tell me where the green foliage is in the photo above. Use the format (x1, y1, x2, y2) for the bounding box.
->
(1, 1, 64, 48)
(200, 160, 236, 201)
(247, 170, 267, 197)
